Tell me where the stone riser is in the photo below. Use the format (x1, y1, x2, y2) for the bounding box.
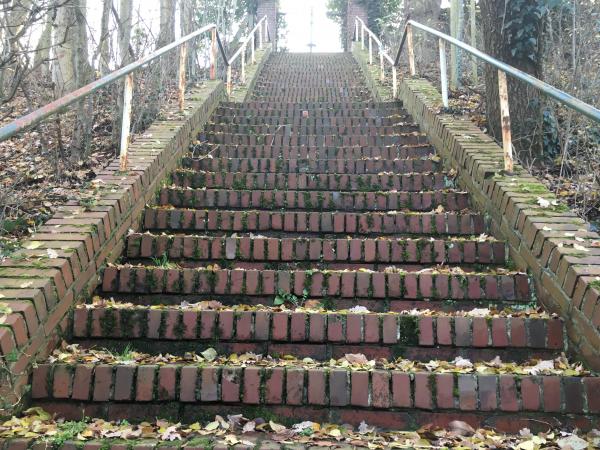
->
(72, 307, 564, 353)
(142, 208, 486, 236)
(181, 157, 438, 174)
(200, 133, 428, 147)
(101, 267, 530, 301)
(171, 170, 447, 191)
(157, 188, 470, 212)
(126, 234, 507, 266)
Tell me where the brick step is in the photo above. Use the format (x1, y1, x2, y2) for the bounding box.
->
(248, 95, 374, 103)
(219, 101, 399, 109)
(203, 123, 421, 135)
(71, 305, 564, 361)
(192, 144, 436, 160)
(208, 115, 412, 126)
(157, 188, 470, 212)
(126, 234, 506, 266)
(171, 170, 449, 192)
(30, 359, 599, 430)
(213, 107, 404, 119)
(101, 266, 531, 301)
(181, 156, 438, 174)
(142, 208, 486, 236)
(200, 132, 429, 147)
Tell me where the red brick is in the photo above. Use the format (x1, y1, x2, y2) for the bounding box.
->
(286, 368, 305, 405)
(414, 373, 433, 410)
(243, 367, 262, 404)
(308, 369, 327, 405)
(265, 367, 284, 404)
(458, 375, 477, 411)
(179, 366, 197, 402)
(201, 366, 220, 401)
(478, 375, 498, 411)
(521, 376, 541, 411)
(499, 375, 519, 411)
(157, 365, 177, 400)
(435, 373, 455, 409)
(92, 365, 113, 401)
(372, 370, 391, 408)
(329, 369, 348, 406)
(113, 366, 135, 401)
(71, 364, 93, 401)
(350, 371, 370, 407)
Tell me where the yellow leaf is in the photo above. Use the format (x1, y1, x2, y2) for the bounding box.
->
(205, 421, 219, 431)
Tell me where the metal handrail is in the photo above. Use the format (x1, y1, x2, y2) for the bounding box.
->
(0, 15, 270, 170)
(354, 17, 397, 98)
(392, 19, 600, 172)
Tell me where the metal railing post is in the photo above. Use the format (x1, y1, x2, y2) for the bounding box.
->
(265, 20, 269, 42)
(498, 70, 514, 172)
(379, 48, 385, 82)
(119, 73, 133, 172)
(251, 34, 256, 64)
(392, 67, 397, 99)
(439, 38, 449, 108)
(407, 24, 416, 76)
(369, 35, 373, 64)
(361, 24, 365, 49)
(241, 45, 246, 84)
(227, 65, 232, 96)
(355, 19, 359, 41)
(258, 22, 263, 49)
(178, 43, 187, 111)
(210, 28, 217, 80)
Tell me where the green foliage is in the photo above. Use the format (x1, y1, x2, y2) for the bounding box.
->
(151, 253, 178, 269)
(502, 0, 564, 63)
(273, 288, 308, 307)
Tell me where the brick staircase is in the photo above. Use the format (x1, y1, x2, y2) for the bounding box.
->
(28, 53, 599, 432)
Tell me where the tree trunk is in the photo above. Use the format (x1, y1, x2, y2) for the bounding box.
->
(479, 0, 544, 163)
(158, 0, 176, 48)
(450, 0, 464, 89)
(99, 0, 112, 74)
(53, 0, 91, 95)
(118, 0, 133, 66)
(33, 13, 53, 79)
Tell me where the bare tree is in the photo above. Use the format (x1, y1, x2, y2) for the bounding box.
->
(117, 0, 133, 66)
(98, 0, 112, 74)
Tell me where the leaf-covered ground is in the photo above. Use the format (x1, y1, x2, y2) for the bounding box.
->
(1, 407, 598, 449)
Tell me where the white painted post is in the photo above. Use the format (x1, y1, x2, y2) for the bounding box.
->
(251, 34, 256, 64)
(407, 25, 416, 76)
(361, 23, 365, 49)
(392, 66, 397, 99)
(259, 21, 263, 48)
(355, 19, 359, 42)
(227, 65, 232, 96)
(498, 70, 514, 172)
(210, 28, 217, 80)
(379, 48, 384, 82)
(119, 73, 133, 172)
(241, 45, 246, 84)
(178, 43, 187, 111)
(439, 38, 449, 108)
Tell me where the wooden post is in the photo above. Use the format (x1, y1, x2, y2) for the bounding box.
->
(407, 25, 416, 76)
(439, 38, 449, 108)
(369, 35, 373, 64)
(241, 45, 246, 84)
(119, 73, 133, 172)
(392, 66, 397, 99)
(379, 49, 384, 82)
(498, 70, 514, 172)
(210, 28, 217, 80)
(227, 65, 232, 96)
(178, 43, 187, 111)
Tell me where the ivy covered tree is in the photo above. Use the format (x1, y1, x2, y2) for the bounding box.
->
(480, 0, 563, 164)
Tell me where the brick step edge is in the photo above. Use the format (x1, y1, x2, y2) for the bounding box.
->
(101, 267, 531, 300)
(142, 209, 485, 236)
(199, 135, 429, 148)
(158, 188, 470, 212)
(31, 363, 600, 415)
(126, 234, 506, 265)
(171, 170, 448, 191)
(203, 124, 421, 134)
(73, 306, 564, 350)
(181, 157, 438, 174)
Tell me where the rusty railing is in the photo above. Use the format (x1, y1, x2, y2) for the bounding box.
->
(356, 17, 600, 173)
(0, 16, 271, 171)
